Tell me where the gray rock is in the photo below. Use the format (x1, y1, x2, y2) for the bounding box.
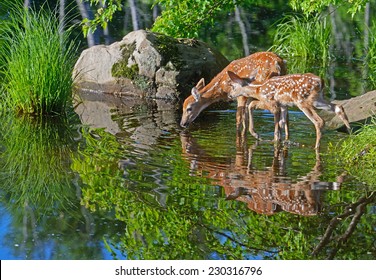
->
(73, 30, 229, 100)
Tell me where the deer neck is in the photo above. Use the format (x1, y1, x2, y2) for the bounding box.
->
(200, 77, 229, 104)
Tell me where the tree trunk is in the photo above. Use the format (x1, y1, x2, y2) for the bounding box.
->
(234, 5, 249, 56)
(364, 2, 370, 53)
(128, 0, 139, 30)
(152, 4, 159, 21)
(100, 2, 112, 45)
(363, 2, 371, 92)
(24, 0, 31, 8)
(59, 0, 66, 32)
(75, 0, 100, 47)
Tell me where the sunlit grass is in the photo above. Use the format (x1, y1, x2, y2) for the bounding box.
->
(328, 117, 376, 187)
(271, 14, 331, 73)
(0, 2, 78, 115)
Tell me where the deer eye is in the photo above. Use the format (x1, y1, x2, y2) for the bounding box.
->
(186, 107, 192, 113)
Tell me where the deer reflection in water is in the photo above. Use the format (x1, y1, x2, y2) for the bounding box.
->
(180, 131, 345, 216)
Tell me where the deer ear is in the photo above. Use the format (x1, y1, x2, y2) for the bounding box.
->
(228, 71, 254, 86)
(195, 78, 205, 90)
(191, 87, 201, 102)
(250, 67, 259, 79)
(228, 71, 245, 85)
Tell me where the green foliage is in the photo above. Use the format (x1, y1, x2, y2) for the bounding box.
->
(271, 14, 331, 73)
(151, 0, 237, 38)
(81, 0, 122, 37)
(289, 0, 368, 17)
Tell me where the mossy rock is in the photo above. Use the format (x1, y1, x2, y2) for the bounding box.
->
(111, 43, 138, 79)
(153, 33, 184, 69)
(73, 30, 229, 100)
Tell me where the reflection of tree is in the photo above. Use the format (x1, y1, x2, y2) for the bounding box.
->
(72, 124, 375, 259)
(312, 191, 376, 259)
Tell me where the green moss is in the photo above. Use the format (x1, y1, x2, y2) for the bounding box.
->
(111, 43, 138, 79)
(112, 62, 139, 79)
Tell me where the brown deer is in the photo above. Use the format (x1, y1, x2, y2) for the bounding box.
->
(227, 71, 351, 149)
(180, 52, 288, 140)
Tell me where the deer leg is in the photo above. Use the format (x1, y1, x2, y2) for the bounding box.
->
(272, 107, 282, 143)
(280, 106, 289, 140)
(236, 96, 248, 131)
(247, 100, 261, 140)
(299, 106, 324, 149)
(248, 100, 283, 142)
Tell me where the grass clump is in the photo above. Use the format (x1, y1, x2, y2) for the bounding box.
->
(0, 2, 78, 115)
(329, 117, 376, 187)
(271, 14, 331, 73)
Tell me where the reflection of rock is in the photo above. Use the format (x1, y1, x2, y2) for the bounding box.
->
(74, 90, 180, 149)
(320, 90, 376, 129)
(73, 30, 229, 100)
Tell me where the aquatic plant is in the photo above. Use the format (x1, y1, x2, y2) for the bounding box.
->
(271, 14, 331, 73)
(0, 2, 78, 115)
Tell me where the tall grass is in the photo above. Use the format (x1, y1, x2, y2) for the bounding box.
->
(0, 2, 78, 115)
(271, 14, 331, 73)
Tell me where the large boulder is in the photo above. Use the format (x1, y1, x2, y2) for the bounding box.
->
(73, 30, 229, 100)
(320, 90, 376, 129)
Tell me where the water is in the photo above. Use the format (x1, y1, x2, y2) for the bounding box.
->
(0, 3, 375, 260)
(0, 86, 374, 260)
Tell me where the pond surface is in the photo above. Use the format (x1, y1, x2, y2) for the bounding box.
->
(1, 3, 376, 259)
(0, 83, 375, 259)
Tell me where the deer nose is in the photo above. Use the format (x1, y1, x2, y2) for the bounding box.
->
(180, 120, 188, 128)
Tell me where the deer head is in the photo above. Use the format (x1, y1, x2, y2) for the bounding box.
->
(227, 71, 257, 99)
(180, 78, 207, 128)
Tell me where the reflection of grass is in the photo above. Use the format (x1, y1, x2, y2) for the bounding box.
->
(0, 114, 77, 212)
(0, 1, 77, 115)
(271, 14, 330, 73)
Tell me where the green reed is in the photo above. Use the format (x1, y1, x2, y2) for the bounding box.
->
(271, 14, 331, 73)
(0, 3, 78, 115)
